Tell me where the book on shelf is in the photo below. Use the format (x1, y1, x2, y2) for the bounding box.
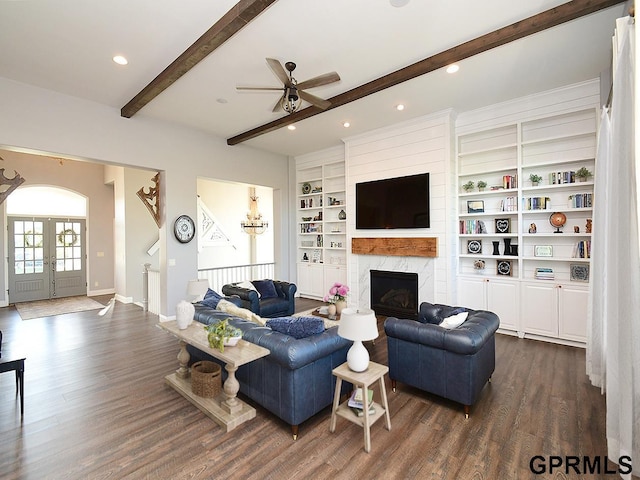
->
(503, 175, 517, 189)
(549, 171, 576, 185)
(500, 196, 517, 212)
(350, 406, 376, 417)
(459, 219, 487, 234)
(523, 196, 551, 210)
(568, 193, 593, 208)
(535, 267, 555, 280)
(348, 388, 374, 409)
(572, 240, 591, 258)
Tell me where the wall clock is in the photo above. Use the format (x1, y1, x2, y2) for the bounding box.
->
(174, 215, 195, 243)
(497, 260, 512, 276)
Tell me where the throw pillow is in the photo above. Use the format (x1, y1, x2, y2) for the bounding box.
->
(266, 316, 325, 339)
(439, 311, 469, 329)
(251, 279, 278, 299)
(217, 298, 265, 326)
(238, 280, 261, 297)
(201, 289, 223, 309)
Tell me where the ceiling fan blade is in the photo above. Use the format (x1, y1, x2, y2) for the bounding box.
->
(296, 72, 340, 90)
(236, 86, 284, 91)
(266, 58, 292, 87)
(272, 94, 285, 112)
(299, 90, 331, 110)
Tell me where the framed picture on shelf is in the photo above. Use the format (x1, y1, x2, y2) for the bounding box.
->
(570, 264, 590, 282)
(467, 239, 482, 254)
(534, 245, 553, 257)
(497, 260, 512, 276)
(495, 218, 511, 234)
(311, 249, 322, 263)
(467, 200, 484, 214)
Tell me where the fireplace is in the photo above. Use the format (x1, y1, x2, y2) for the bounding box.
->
(370, 270, 418, 320)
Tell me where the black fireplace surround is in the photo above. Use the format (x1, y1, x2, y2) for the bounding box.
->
(370, 270, 418, 320)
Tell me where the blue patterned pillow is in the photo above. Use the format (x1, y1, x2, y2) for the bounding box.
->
(266, 316, 325, 339)
(201, 289, 223, 309)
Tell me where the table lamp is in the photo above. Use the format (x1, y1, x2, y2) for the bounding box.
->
(187, 279, 209, 303)
(338, 308, 379, 372)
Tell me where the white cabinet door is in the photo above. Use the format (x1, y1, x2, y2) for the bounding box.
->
(558, 285, 588, 342)
(521, 282, 558, 338)
(487, 278, 519, 331)
(323, 265, 347, 295)
(297, 263, 325, 298)
(458, 276, 519, 332)
(457, 276, 486, 311)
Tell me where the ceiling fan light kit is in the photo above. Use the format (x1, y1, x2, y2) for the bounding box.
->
(237, 58, 340, 115)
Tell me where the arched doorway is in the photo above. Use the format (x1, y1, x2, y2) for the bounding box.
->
(7, 186, 88, 303)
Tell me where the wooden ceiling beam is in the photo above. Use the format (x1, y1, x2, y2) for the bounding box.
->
(227, 0, 625, 146)
(121, 0, 278, 118)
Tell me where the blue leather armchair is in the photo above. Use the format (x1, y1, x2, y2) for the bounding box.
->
(384, 302, 499, 417)
(222, 280, 296, 318)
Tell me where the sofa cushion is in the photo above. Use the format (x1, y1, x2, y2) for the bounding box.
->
(252, 279, 278, 299)
(201, 289, 223, 309)
(217, 298, 265, 326)
(440, 311, 469, 329)
(266, 316, 325, 339)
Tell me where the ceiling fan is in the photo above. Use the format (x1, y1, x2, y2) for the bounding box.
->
(237, 58, 340, 114)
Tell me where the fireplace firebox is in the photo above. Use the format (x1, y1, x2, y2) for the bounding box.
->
(370, 270, 418, 320)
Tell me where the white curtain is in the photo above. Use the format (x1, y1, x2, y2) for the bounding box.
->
(587, 16, 639, 478)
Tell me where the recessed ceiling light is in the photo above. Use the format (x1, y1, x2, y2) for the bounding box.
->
(390, 0, 410, 7)
(287, 125, 296, 131)
(112, 55, 128, 65)
(396, 104, 405, 111)
(446, 64, 460, 74)
(343, 121, 350, 128)
(216, 98, 228, 104)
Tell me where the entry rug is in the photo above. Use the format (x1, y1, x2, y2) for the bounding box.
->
(16, 296, 105, 320)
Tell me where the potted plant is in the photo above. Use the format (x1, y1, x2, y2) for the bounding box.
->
(462, 181, 475, 193)
(576, 167, 592, 182)
(204, 318, 242, 353)
(529, 174, 543, 186)
(477, 180, 487, 192)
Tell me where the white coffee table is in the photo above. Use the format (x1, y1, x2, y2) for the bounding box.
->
(158, 320, 269, 432)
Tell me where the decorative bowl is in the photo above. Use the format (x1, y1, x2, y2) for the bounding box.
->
(224, 335, 242, 347)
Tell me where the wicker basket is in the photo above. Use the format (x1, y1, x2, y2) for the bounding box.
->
(190, 361, 222, 398)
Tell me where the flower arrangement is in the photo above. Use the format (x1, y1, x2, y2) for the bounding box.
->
(324, 282, 349, 304)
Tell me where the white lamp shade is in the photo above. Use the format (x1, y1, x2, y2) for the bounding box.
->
(187, 279, 209, 300)
(338, 308, 378, 372)
(338, 308, 378, 341)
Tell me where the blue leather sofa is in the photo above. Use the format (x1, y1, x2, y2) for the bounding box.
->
(384, 302, 499, 417)
(222, 280, 296, 318)
(187, 304, 351, 439)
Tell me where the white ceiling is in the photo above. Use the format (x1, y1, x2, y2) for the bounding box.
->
(0, 0, 626, 157)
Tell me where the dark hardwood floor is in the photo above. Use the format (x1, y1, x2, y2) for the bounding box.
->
(0, 296, 617, 479)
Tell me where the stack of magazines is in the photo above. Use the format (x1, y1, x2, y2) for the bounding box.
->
(535, 268, 554, 280)
(347, 387, 375, 417)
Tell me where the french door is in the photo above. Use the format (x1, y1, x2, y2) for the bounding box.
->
(8, 217, 87, 303)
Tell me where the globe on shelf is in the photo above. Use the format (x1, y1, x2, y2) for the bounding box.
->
(549, 212, 567, 233)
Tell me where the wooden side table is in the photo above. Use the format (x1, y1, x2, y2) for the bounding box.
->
(330, 361, 391, 453)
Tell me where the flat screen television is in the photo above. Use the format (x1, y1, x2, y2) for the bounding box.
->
(356, 173, 430, 229)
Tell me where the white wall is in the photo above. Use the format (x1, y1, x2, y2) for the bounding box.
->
(0, 77, 290, 317)
(344, 110, 456, 307)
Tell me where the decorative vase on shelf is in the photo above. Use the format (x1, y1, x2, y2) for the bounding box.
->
(327, 303, 337, 318)
(503, 238, 512, 256)
(338, 209, 346, 220)
(335, 300, 347, 315)
(492, 241, 500, 256)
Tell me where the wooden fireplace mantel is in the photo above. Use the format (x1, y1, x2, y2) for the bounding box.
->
(351, 237, 438, 258)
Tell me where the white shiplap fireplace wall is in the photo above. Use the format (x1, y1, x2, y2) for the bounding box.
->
(343, 110, 456, 310)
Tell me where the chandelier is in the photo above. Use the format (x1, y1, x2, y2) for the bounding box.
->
(241, 188, 269, 235)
